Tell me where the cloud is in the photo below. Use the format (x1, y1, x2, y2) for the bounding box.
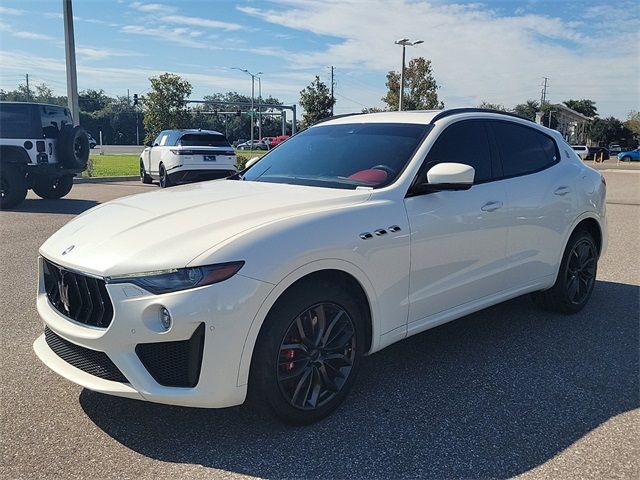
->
(76, 47, 144, 60)
(237, 0, 640, 117)
(159, 15, 244, 31)
(0, 6, 23, 15)
(130, 2, 176, 14)
(121, 25, 207, 48)
(0, 21, 53, 41)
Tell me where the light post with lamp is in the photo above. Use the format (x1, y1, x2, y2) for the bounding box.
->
(232, 68, 263, 147)
(394, 38, 423, 111)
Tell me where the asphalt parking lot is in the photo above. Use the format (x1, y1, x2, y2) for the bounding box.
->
(1, 172, 638, 479)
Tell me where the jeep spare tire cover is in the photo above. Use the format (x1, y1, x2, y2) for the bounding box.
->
(58, 125, 90, 169)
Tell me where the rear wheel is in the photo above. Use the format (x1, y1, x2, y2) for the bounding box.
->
(32, 175, 74, 199)
(531, 230, 598, 314)
(140, 161, 153, 184)
(0, 164, 28, 209)
(621, 155, 632, 162)
(250, 280, 365, 425)
(159, 164, 172, 188)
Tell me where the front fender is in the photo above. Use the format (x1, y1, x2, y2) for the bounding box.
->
(235, 258, 381, 388)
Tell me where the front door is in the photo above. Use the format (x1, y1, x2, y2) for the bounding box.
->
(404, 120, 509, 330)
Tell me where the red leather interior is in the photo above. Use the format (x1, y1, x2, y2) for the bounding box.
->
(347, 169, 388, 185)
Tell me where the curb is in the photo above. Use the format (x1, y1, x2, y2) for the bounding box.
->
(74, 176, 140, 184)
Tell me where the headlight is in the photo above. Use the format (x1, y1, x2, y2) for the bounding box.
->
(106, 261, 245, 294)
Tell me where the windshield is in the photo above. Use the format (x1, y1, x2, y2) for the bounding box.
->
(240, 123, 429, 189)
(178, 133, 229, 147)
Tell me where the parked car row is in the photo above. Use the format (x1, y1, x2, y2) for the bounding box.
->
(571, 144, 639, 162)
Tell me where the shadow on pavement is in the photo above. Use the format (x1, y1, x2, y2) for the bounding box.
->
(81, 280, 639, 479)
(5, 198, 99, 215)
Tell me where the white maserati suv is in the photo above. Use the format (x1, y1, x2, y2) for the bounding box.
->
(34, 109, 606, 425)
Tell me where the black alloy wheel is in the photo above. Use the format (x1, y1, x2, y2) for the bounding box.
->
(566, 238, 597, 305)
(250, 279, 365, 425)
(531, 229, 598, 314)
(277, 302, 357, 410)
(159, 164, 172, 188)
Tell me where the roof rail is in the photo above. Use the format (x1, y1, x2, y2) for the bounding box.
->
(312, 112, 364, 126)
(429, 108, 532, 124)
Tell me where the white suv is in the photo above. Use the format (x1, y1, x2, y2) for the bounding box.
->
(140, 129, 237, 187)
(34, 109, 606, 425)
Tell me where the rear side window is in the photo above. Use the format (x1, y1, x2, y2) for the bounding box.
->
(177, 133, 229, 147)
(492, 122, 558, 177)
(0, 104, 31, 138)
(423, 120, 493, 183)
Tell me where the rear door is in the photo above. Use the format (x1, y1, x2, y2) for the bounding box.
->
(489, 120, 576, 287)
(175, 132, 236, 168)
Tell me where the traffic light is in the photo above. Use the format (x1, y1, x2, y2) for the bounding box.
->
(133, 94, 138, 106)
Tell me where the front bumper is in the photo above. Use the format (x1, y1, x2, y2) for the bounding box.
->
(34, 257, 274, 408)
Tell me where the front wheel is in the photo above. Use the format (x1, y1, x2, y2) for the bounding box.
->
(140, 161, 153, 184)
(621, 155, 632, 162)
(32, 175, 74, 199)
(0, 165, 28, 209)
(531, 230, 598, 314)
(250, 280, 366, 425)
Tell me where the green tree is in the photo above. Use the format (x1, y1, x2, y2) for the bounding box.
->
(625, 110, 640, 142)
(143, 73, 192, 143)
(512, 100, 540, 120)
(361, 107, 385, 113)
(563, 99, 598, 117)
(79, 89, 112, 112)
(0, 82, 65, 105)
(588, 117, 634, 145)
(383, 57, 443, 111)
(478, 101, 506, 111)
(299, 76, 335, 129)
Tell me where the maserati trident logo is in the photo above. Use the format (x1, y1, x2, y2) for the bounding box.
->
(61, 245, 75, 256)
(58, 272, 71, 313)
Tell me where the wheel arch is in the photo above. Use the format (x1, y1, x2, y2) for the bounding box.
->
(236, 259, 379, 388)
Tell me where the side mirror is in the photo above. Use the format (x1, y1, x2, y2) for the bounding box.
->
(415, 162, 475, 194)
(244, 156, 261, 169)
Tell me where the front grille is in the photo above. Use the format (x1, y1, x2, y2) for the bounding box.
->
(44, 327, 128, 383)
(136, 323, 205, 388)
(43, 258, 113, 328)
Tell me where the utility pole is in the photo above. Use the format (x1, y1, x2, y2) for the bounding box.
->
(25, 74, 31, 100)
(395, 38, 423, 111)
(63, 0, 80, 125)
(540, 77, 549, 107)
(330, 66, 335, 116)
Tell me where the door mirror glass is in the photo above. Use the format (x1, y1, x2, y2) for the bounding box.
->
(418, 162, 475, 193)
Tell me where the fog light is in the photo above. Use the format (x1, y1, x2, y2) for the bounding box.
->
(159, 307, 172, 331)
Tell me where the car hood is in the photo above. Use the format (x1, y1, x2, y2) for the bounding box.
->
(40, 180, 371, 277)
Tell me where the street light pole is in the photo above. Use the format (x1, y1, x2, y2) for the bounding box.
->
(232, 67, 263, 148)
(258, 76, 262, 141)
(394, 38, 423, 111)
(63, 0, 80, 125)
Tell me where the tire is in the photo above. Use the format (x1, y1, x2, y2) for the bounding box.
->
(159, 164, 172, 188)
(531, 229, 598, 314)
(0, 164, 28, 209)
(250, 279, 366, 425)
(140, 161, 153, 184)
(32, 175, 74, 199)
(621, 155, 632, 162)
(58, 125, 90, 169)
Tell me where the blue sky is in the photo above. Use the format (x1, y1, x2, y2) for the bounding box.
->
(0, 0, 638, 118)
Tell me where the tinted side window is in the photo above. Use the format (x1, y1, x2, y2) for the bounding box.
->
(0, 104, 31, 139)
(492, 122, 558, 177)
(423, 120, 492, 183)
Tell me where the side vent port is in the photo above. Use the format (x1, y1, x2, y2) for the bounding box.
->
(135, 323, 205, 388)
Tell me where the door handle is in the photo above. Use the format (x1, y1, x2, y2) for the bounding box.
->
(481, 201, 503, 212)
(554, 186, 571, 196)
